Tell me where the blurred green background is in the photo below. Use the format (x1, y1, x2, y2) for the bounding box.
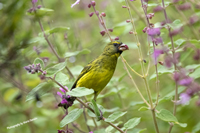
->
(0, 0, 200, 133)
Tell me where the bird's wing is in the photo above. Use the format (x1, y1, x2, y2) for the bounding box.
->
(70, 60, 94, 90)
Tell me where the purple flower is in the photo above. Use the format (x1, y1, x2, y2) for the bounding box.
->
(71, 0, 80, 8)
(57, 86, 69, 104)
(32, 0, 38, 4)
(152, 49, 164, 64)
(147, 28, 161, 37)
(153, 37, 163, 45)
(177, 93, 191, 105)
(89, 132, 93, 133)
(153, 6, 163, 12)
(178, 77, 193, 86)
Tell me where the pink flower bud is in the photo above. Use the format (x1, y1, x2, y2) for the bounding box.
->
(89, 12, 94, 17)
(129, 31, 133, 34)
(100, 31, 106, 36)
(91, 1, 96, 6)
(101, 12, 106, 17)
(108, 29, 113, 32)
(88, 4, 91, 8)
(122, 5, 127, 8)
(126, 20, 131, 23)
(115, 37, 119, 40)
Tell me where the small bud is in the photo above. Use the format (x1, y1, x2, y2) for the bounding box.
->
(43, 70, 47, 75)
(100, 30, 106, 36)
(31, 70, 35, 74)
(147, 13, 154, 19)
(108, 29, 113, 32)
(143, 60, 147, 63)
(91, 1, 96, 6)
(88, 4, 91, 8)
(89, 12, 94, 17)
(126, 20, 131, 23)
(142, 27, 147, 33)
(37, 5, 42, 9)
(129, 31, 133, 34)
(101, 12, 106, 17)
(115, 37, 119, 40)
(122, 5, 127, 8)
(158, 61, 164, 65)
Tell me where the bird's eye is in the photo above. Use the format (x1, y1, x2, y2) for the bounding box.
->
(113, 43, 117, 46)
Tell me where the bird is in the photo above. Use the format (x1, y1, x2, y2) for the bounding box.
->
(70, 41, 129, 101)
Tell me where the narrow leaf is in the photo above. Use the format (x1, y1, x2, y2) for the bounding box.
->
(92, 100, 101, 121)
(66, 87, 94, 97)
(124, 117, 141, 130)
(105, 111, 127, 122)
(60, 108, 83, 127)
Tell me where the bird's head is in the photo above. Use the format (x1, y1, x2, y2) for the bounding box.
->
(103, 41, 129, 57)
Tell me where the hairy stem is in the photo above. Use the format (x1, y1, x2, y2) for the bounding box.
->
(161, 0, 179, 132)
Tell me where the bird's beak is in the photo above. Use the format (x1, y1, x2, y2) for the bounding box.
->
(118, 43, 129, 51)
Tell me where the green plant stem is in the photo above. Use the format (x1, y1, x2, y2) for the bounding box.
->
(36, 16, 74, 79)
(120, 56, 150, 107)
(161, 0, 179, 132)
(124, 0, 160, 132)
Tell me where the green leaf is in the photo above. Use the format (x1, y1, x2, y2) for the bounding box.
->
(92, 100, 102, 121)
(186, 64, 200, 70)
(54, 72, 69, 86)
(156, 109, 178, 122)
(189, 67, 200, 79)
(105, 111, 127, 122)
(174, 39, 186, 46)
(150, 65, 174, 80)
(47, 27, 70, 34)
(64, 49, 91, 58)
(60, 108, 83, 127)
(138, 106, 149, 111)
(190, 39, 200, 48)
(104, 107, 120, 112)
(66, 87, 94, 97)
(27, 8, 54, 17)
(105, 121, 123, 133)
(27, 37, 46, 44)
(26, 82, 53, 101)
(192, 122, 200, 133)
(46, 60, 67, 77)
(124, 117, 141, 130)
(34, 58, 45, 69)
(166, 19, 183, 29)
(39, 27, 70, 36)
(156, 109, 187, 127)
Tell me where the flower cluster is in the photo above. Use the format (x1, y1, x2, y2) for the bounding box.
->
(24, 64, 45, 74)
(57, 87, 75, 109)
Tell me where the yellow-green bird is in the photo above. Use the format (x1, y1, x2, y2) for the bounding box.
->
(71, 41, 129, 101)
